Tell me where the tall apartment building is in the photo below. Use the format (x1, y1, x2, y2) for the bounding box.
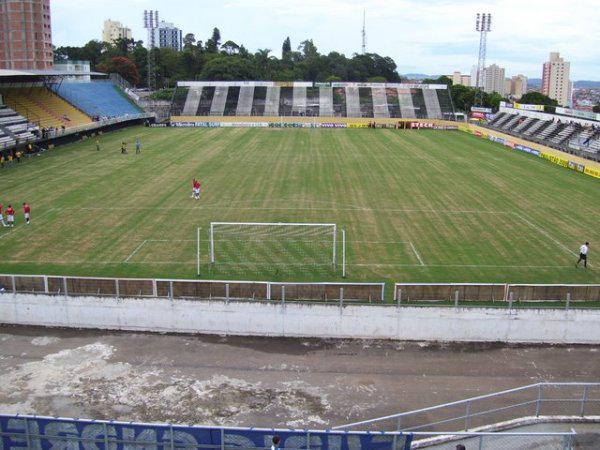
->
(103, 19, 132, 44)
(483, 64, 506, 95)
(0, 0, 53, 70)
(149, 21, 183, 51)
(541, 52, 571, 106)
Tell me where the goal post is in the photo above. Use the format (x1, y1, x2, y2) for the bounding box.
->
(209, 222, 340, 271)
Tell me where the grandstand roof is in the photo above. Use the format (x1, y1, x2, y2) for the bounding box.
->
(0, 69, 106, 78)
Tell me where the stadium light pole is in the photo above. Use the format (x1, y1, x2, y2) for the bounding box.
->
(144, 10, 158, 91)
(474, 13, 492, 106)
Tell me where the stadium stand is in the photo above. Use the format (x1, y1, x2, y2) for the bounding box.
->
(0, 87, 91, 129)
(171, 82, 456, 119)
(0, 103, 38, 148)
(51, 82, 142, 119)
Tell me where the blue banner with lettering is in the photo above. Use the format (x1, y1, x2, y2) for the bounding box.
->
(0, 415, 412, 450)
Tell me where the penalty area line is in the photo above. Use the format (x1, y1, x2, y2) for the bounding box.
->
(124, 240, 148, 263)
(409, 241, 425, 266)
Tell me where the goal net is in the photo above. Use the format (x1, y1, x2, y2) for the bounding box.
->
(209, 222, 338, 270)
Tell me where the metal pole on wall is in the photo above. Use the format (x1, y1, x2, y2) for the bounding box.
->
(196, 227, 201, 276)
(342, 229, 346, 278)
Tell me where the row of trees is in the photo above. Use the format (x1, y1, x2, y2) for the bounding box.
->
(55, 27, 561, 113)
(55, 28, 404, 88)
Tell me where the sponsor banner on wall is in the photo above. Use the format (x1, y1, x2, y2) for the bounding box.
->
(568, 161, 586, 173)
(409, 122, 434, 129)
(556, 107, 600, 122)
(513, 103, 545, 111)
(540, 152, 569, 168)
(348, 123, 369, 128)
(321, 122, 348, 128)
(515, 144, 541, 157)
(471, 106, 493, 113)
(219, 122, 270, 128)
(0, 415, 412, 450)
(584, 166, 600, 179)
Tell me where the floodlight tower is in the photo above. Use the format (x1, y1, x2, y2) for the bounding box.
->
(475, 13, 492, 94)
(144, 10, 159, 90)
(361, 10, 367, 54)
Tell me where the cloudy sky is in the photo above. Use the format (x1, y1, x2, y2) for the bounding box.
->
(52, 0, 600, 80)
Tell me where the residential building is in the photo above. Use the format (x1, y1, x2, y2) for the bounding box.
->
(451, 71, 472, 87)
(149, 21, 183, 51)
(541, 52, 571, 106)
(53, 60, 91, 82)
(0, 0, 53, 70)
(483, 64, 505, 95)
(103, 19, 132, 44)
(508, 74, 528, 99)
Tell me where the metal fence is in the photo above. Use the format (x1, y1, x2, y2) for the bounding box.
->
(0, 415, 413, 450)
(333, 383, 600, 433)
(409, 431, 581, 449)
(395, 283, 600, 306)
(0, 274, 385, 303)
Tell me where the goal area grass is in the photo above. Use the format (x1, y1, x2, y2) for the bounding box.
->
(0, 126, 598, 287)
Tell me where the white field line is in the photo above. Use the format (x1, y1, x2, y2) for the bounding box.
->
(3, 260, 580, 269)
(409, 241, 425, 266)
(0, 208, 56, 241)
(63, 205, 512, 214)
(123, 240, 148, 263)
(511, 212, 590, 267)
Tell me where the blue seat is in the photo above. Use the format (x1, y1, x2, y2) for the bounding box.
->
(51, 82, 141, 118)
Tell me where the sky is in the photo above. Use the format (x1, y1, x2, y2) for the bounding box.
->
(51, 0, 600, 80)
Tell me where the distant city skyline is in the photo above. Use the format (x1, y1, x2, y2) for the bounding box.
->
(51, 0, 600, 80)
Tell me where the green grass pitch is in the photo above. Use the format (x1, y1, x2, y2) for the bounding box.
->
(0, 126, 598, 290)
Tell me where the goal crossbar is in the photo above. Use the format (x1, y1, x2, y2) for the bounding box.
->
(209, 222, 338, 267)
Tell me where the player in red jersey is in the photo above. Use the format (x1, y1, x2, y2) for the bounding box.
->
(6, 204, 15, 227)
(194, 179, 201, 200)
(23, 202, 31, 224)
(0, 204, 6, 227)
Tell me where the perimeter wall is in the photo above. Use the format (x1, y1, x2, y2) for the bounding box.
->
(2, 292, 600, 343)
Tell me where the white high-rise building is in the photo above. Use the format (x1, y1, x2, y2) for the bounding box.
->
(483, 64, 505, 95)
(542, 52, 571, 106)
(102, 19, 132, 44)
(149, 20, 183, 51)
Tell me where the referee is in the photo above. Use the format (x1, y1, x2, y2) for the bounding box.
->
(576, 242, 589, 268)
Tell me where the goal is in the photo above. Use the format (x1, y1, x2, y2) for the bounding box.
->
(208, 222, 340, 271)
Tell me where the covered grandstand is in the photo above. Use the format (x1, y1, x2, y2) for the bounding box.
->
(170, 81, 456, 120)
(0, 69, 152, 153)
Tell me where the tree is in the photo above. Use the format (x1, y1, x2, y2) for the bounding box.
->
(206, 28, 221, 53)
(102, 56, 140, 85)
(593, 104, 600, 113)
(367, 76, 387, 83)
(183, 33, 196, 49)
(199, 56, 257, 80)
(519, 91, 559, 106)
(221, 40, 240, 55)
(282, 37, 291, 59)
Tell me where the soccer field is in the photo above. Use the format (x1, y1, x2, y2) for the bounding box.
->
(0, 126, 598, 287)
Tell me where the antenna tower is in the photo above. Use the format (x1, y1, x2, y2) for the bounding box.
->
(361, 10, 367, 54)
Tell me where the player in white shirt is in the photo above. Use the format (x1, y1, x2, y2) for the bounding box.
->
(576, 242, 589, 268)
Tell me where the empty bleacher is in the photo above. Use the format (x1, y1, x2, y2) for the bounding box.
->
(51, 82, 141, 119)
(171, 82, 456, 119)
(0, 87, 91, 129)
(550, 124, 579, 145)
(512, 117, 535, 133)
(0, 104, 38, 148)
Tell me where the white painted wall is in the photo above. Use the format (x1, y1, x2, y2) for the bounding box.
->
(1, 293, 599, 344)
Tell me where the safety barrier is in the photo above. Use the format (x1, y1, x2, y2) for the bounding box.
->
(394, 283, 600, 304)
(0, 274, 384, 303)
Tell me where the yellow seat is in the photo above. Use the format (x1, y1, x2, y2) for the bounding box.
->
(0, 87, 92, 129)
